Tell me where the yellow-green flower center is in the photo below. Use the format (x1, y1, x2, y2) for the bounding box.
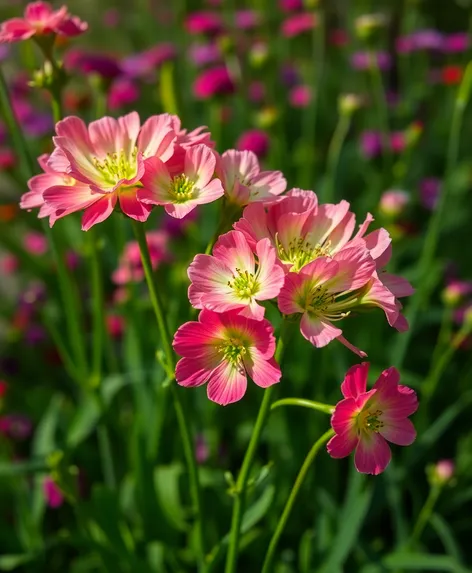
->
(228, 269, 260, 300)
(218, 337, 247, 366)
(358, 409, 384, 433)
(276, 235, 332, 272)
(170, 174, 195, 203)
(93, 148, 138, 185)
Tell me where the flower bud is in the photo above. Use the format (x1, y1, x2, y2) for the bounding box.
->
(249, 41, 269, 68)
(427, 459, 455, 486)
(379, 190, 410, 218)
(355, 13, 388, 41)
(338, 93, 363, 116)
(442, 280, 472, 307)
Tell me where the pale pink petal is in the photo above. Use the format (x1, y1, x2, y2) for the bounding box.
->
(138, 114, 176, 161)
(45, 148, 69, 173)
(380, 272, 414, 298)
(354, 432, 391, 475)
(327, 432, 359, 459)
(379, 418, 416, 446)
(81, 193, 117, 231)
(337, 335, 368, 358)
(233, 202, 270, 248)
(218, 150, 260, 191)
(188, 284, 203, 309)
(43, 184, 98, 213)
(276, 210, 313, 261)
(207, 361, 247, 406)
(360, 277, 399, 326)
(249, 170, 287, 200)
(118, 111, 141, 157)
(363, 228, 391, 266)
(20, 189, 44, 210)
(139, 157, 172, 204)
(89, 116, 123, 157)
(213, 230, 255, 272)
(353, 212, 374, 240)
(176, 357, 212, 387)
(278, 272, 307, 314)
(254, 239, 285, 299)
(243, 352, 281, 388)
(340, 363, 369, 399)
(237, 300, 266, 320)
(185, 144, 216, 188)
(118, 190, 152, 222)
(194, 178, 224, 204)
(331, 247, 376, 292)
(164, 201, 201, 219)
(305, 200, 351, 245)
(328, 212, 356, 252)
(300, 314, 342, 347)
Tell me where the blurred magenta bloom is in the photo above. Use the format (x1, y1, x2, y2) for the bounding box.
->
(43, 476, 64, 508)
(0, 147, 15, 169)
(390, 131, 405, 154)
(64, 48, 122, 80)
(289, 85, 312, 108)
(188, 42, 221, 67)
(443, 279, 472, 307)
(193, 65, 235, 99)
(112, 231, 169, 285)
(0, 45, 9, 60)
(327, 363, 418, 475)
(103, 8, 120, 28)
(1, 254, 18, 274)
(279, 0, 304, 13)
(351, 51, 391, 71)
(248, 81, 266, 103)
(360, 131, 382, 158)
(12, 98, 52, 137)
(185, 11, 223, 36)
(173, 309, 281, 406)
(121, 43, 176, 79)
(25, 324, 47, 345)
(379, 190, 410, 218)
(106, 313, 125, 338)
(235, 10, 260, 30)
(108, 78, 139, 110)
(195, 434, 210, 464)
(0, 1, 87, 43)
(329, 28, 349, 47)
(419, 177, 441, 210)
(162, 209, 198, 237)
(236, 129, 269, 159)
(0, 414, 32, 440)
(281, 12, 317, 38)
(443, 33, 469, 53)
(24, 231, 47, 255)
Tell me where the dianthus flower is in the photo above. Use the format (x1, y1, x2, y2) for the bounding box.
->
(188, 230, 285, 320)
(173, 309, 281, 405)
(327, 363, 418, 475)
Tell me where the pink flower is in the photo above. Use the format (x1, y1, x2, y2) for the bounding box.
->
(121, 43, 176, 79)
(216, 150, 286, 206)
(185, 11, 223, 36)
(112, 231, 169, 284)
(139, 144, 223, 219)
(24, 231, 47, 255)
(360, 131, 382, 158)
(419, 177, 441, 210)
(24, 112, 177, 230)
(173, 309, 281, 405)
(278, 249, 376, 355)
(43, 476, 64, 508)
(193, 65, 235, 99)
(189, 42, 222, 67)
(235, 10, 260, 30)
(64, 49, 122, 79)
(108, 78, 139, 110)
(281, 12, 317, 38)
(327, 363, 418, 475)
(0, 1, 87, 43)
(351, 51, 391, 71)
(289, 85, 312, 108)
(236, 129, 269, 159)
(379, 190, 410, 217)
(188, 230, 285, 320)
(169, 115, 214, 149)
(443, 33, 469, 53)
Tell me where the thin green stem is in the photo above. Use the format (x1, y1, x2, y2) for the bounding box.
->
(224, 327, 288, 573)
(97, 422, 116, 490)
(392, 61, 472, 368)
(408, 485, 442, 548)
(323, 114, 351, 203)
(88, 231, 105, 386)
(131, 220, 205, 571)
(271, 398, 334, 415)
(261, 428, 335, 573)
(50, 92, 63, 125)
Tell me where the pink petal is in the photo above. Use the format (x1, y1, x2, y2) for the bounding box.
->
(330, 397, 358, 433)
(353, 212, 374, 240)
(254, 238, 285, 299)
(306, 200, 351, 245)
(379, 418, 416, 446)
(25, 2, 53, 21)
(327, 431, 359, 459)
(207, 361, 247, 405)
(164, 201, 201, 219)
(185, 144, 216, 188)
(138, 114, 176, 161)
(213, 230, 255, 273)
(194, 178, 224, 205)
(300, 314, 342, 348)
(277, 272, 307, 314)
(173, 317, 224, 358)
(243, 351, 281, 388)
(89, 115, 126, 157)
(118, 189, 152, 222)
(46, 148, 70, 173)
(380, 272, 415, 298)
(81, 193, 117, 231)
(139, 157, 172, 204)
(249, 170, 287, 200)
(1, 19, 35, 41)
(354, 432, 391, 475)
(43, 183, 98, 211)
(340, 363, 369, 399)
(233, 202, 270, 249)
(328, 212, 356, 252)
(175, 357, 212, 387)
(363, 228, 392, 266)
(188, 284, 203, 309)
(331, 247, 376, 292)
(360, 277, 399, 326)
(237, 300, 266, 320)
(337, 335, 368, 358)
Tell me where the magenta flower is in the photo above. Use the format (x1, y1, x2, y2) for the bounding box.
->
(235, 10, 261, 30)
(139, 144, 224, 219)
(64, 49, 122, 80)
(188, 230, 285, 320)
(189, 42, 222, 67)
(443, 33, 469, 53)
(351, 51, 392, 71)
(0, 1, 87, 42)
(24, 231, 47, 255)
(327, 363, 418, 475)
(278, 248, 375, 355)
(360, 130, 382, 158)
(43, 476, 64, 508)
(173, 309, 281, 406)
(216, 150, 286, 206)
(108, 78, 139, 110)
(236, 129, 270, 159)
(419, 177, 441, 210)
(281, 12, 317, 38)
(23, 112, 177, 230)
(121, 43, 176, 79)
(193, 65, 235, 99)
(289, 85, 312, 108)
(185, 11, 223, 36)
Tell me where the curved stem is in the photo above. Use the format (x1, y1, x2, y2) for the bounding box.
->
(271, 398, 334, 415)
(224, 327, 288, 573)
(323, 114, 351, 204)
(261, 428, 335, 573)
(408, 485, 442, 548)
(392, 61, 472, 368)
(131, 220, 205, 571)
(88, 230, 104, 386)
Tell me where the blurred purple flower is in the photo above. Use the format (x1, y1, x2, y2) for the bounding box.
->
(351, 51, 392, 71)
(235, 10, 260, 30)
(188, 42, 221, 66)
(236, 129, 270, 159)
(64, 48, 122, 79)
(103, 8, 120, 28)
(280, 64, 300, 87)
(24, 232, 47, 255)
(43, 477, 64, 508)
(248, 80, 265, 103)
(108, 77, 139, 110)
(121, 43, 176, 79)
(0, 414, 32, 440)
(419, 177, 441, 210)
(193, 65, 235, 99)
(185, 11, 224, 36)
(413, 29, 444, 50)
(443, 33, 469, 53)
(360, 130, 382, 158)
(195, 434, 210, 464)
(281, 12, 317, 38)
(25, 324, 47, 345)
(162, 209, 198, 237)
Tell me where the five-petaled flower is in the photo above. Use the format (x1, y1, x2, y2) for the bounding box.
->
(173, 309, 281, 406)
(327, 362, 418, 475)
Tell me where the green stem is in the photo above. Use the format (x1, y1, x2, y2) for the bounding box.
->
(323, 114, 351, 203)
(204, 200, 240, 255)
(392, 61, 472, 368)
(224, 327, 288, 573)
(408, 485, 442, 548)
(50, 91, 63, 125)
(131, 220, 205, 571)
(88, 230, 105, 386)
(271, 398, 334, 415)
(97, 421, 116, 490)
(261, 428, 335, 573)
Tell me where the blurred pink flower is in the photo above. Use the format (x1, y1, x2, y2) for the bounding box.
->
(106, 313, 125, 338)
(235, 10, 260, 30)
(195, 434, 210, 464)
(236, 129, 269, 159)
(188, 230, 285, 320)
(327, 363, 418, 475)
(419, 177, 441, 210)
(289, 85, 312, 108)
(281, 12, 317, 38)
(0, 414, 32, 440)
(173, 309, 281, 406)
(121, 43, 176, 79)
(0, 147, 15, 169)
(185, 11, 223, 36)
(24, 231, 47, 255)
(443, 33, 469, 53)
(443, 279, 472, 307)
(433, 459, 455, 483)
(248, 81, 266, 103)
(43, 476, 64, 508)
(1, 254, 19, 274)
(108, 78, 139, 110)
(189, 42, 221, 66)
(0, 1, 87, 43)
(64, 48, 122, 79)
(360, 131, 382, 158)
(193, 65, 235, 99)
(351, 51, 391, 71)
(103, 8, 120, 28)
(379, 190, 409, 218)
(390, 131, 405, 153)
(279, 0, 303, 11)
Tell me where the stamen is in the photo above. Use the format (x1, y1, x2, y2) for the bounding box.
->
(170, 174, 195, 203)
(275, 234, 333, 272)
(93, 148, 138, 185)
(227, 268, 260, 301)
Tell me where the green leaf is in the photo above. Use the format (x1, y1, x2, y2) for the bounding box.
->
(0, 460, 48, 476)
(146, 542, 167, 573)
(430, 513, 464, 563)
(32, 394, 63, 456)
(383, 552, 468, 572)
(66, 393, 101, 448)
(154, 464, 189, 532)
(240, 483, 275, 533)
(0, 554, 35, 570)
